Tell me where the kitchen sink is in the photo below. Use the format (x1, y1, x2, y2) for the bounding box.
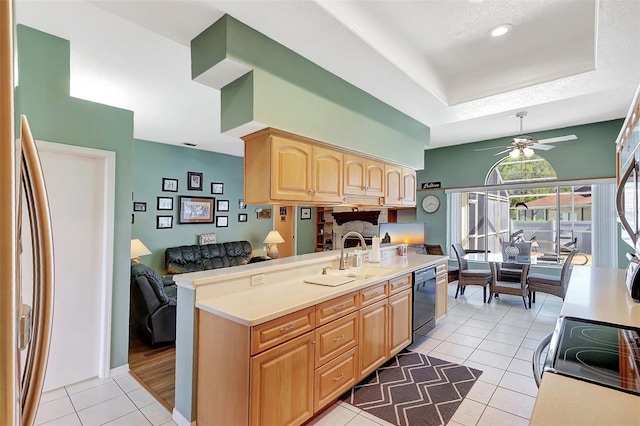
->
(327, 265, 395, 280)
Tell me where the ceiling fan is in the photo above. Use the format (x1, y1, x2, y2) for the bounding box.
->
(474, 111, 577, 158)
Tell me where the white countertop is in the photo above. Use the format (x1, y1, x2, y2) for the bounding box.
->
(530, 266, 640, 425)
(195, 254, 446, 326)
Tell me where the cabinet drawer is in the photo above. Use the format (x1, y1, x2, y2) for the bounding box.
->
(251, 307, 315, 355)
(389, 274, 411, 294)
(315, 312, 358, 366)
(314, 346, 358, 412)
(360, 282, 388, 306)
(436, 262, 447, 275)
(436, 274, 447, 286)
(315, 291, 359, 326)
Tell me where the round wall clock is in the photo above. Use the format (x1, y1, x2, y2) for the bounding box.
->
(422, 194, 441, 213)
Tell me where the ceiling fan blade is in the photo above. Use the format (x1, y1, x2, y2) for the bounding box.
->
(474, 146, 506, 152)
(533, 144, 555, 151)
(537, 134, 577, 144)
(494, 149, 512, 156)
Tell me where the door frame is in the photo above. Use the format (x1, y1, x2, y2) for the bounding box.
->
(36, 140, 116, 379)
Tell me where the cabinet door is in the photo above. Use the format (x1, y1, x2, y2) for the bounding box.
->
(365, 160, 385, 198)
(251, 332, 315, 426)
(435, 264, 448, 321)
(271, 136, 312, 201)
(358, 299, 388, 379)
(402, 169, 417, 205)
(312, 146, 343, 203)
(344, 154, 367, 196)
(384, 164, 402, 205)
(388, 289, 412, 357)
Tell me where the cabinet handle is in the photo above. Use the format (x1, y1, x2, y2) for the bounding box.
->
(333, 373, 344, 381)
(279, 324, 296, 333)
(333, 304, 345, 311)
(333, 334, 345, 342)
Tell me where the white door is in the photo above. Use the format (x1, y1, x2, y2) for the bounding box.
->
(21, 141, 114, 391)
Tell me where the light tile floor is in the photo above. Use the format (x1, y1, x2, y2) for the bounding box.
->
(37, 372, 176, 426)
(38, 282, 559, 426)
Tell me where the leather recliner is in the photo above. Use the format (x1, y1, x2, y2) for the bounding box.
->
(130, 261, 177, 345)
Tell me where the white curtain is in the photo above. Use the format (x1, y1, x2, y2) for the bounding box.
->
(592, 183, 617, 268)
(447, 192, 462, 257)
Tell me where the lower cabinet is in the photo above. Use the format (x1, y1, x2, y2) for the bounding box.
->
(359, 299, 388, 378)
(388, 289, 412, 357)
(435, 262, 448, 322)
(197, 273, 415, 426)
(251, 333, 315, 426)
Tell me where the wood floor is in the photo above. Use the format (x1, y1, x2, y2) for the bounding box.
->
(128, 327, 176, 411)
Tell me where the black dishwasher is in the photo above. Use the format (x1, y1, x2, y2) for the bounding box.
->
(412, 266, 436, 340)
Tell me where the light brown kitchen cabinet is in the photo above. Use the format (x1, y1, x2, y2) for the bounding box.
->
(197, 273, 415, 426)
(358, 298, 388, 379)
(384, 165, 417, 206)
(435, 262, 448, 322)
(250, 332, 315, 426)
(388, 289, 412, 357)
(343, 154, 385, 199)
(311, 146, 343, 203)
(243, 128, 416, 206)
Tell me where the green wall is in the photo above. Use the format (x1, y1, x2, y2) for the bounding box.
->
(297, 206, 317, 255)
(15, 25, 134, 368)
(192, 15, 429, 169)
(131, 139, 274, 273)
(417, 119, 625, 265)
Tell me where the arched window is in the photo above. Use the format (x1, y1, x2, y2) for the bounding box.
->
(486, 155, 557, 185)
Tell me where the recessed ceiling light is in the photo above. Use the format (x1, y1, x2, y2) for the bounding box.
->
(490, 24, 512, 37)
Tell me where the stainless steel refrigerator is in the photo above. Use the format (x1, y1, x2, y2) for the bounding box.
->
(1, 1, 55, 425)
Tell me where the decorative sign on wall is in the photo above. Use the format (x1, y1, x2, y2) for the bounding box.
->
(199, 233, 217, 245)
(421, 181, 441, 189)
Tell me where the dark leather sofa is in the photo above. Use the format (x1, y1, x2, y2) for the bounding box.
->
(165, 240, 254, 275)
(130, 261, 177, 345)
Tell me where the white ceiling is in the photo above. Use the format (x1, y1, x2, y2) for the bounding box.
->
(14, 0, 640, 158)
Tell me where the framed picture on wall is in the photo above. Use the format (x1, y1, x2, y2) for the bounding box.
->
(216, 215, 229, 227)
(300, 207, 311, 220)
(217, 199, 229, 212)
(133, 202, 147, 212)
(162, 178, 178, 192)
(157, 215, 173, 229)
(187, 171, 203, 191)
(157, 197, 173, 210)
(238, 213, 248, 222)
(211, 182, 224, 194)
(178, 196, 215, 224)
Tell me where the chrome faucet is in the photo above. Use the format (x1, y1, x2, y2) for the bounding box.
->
(339, 231, 368, 270)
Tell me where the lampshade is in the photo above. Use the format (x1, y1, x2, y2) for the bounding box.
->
(509, 149, 521, 159)
(263, 231, 285, 244)
(523, 147, 535, 157)
(131, 238, 151, 262)
(264, 231, 285, 259)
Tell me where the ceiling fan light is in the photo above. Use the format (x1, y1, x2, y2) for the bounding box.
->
(490, 24, 512, 37)
(509, 149, 521, 159)
(523, 147, 535, 157)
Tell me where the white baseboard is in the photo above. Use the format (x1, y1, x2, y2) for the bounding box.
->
(109, 363, 129, 377)
(172, 408, 195, 426)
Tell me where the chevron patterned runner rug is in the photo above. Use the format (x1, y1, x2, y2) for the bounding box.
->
(341, 351, 482, 426)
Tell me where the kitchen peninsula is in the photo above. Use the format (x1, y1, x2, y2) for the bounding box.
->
(173, 245, 448, 425)
(530, 266, 640, 425)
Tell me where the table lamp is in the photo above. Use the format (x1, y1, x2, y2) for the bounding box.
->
(264, 230, 285, 259)
(131, 238, 151, 263)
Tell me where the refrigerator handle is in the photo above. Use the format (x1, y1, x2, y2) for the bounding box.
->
(19, 115, 55, 426)
(616, 159, 638, 246)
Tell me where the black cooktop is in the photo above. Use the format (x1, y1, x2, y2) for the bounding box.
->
(546, 317, 640, 395)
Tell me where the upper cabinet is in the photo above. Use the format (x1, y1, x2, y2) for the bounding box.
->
(384, 165, 416, 206)
(243, 128, 416, 206)
(343, 154, 385, 200)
